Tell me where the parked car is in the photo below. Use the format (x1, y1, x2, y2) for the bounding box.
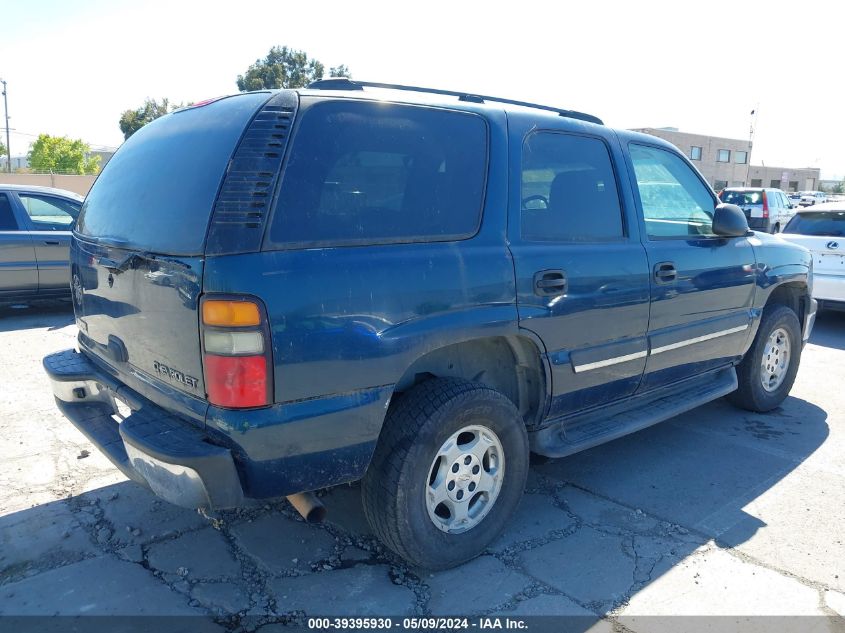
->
(780, 202, 845, 311)
(0, 184, 83, 302)
(44, 80, 816, 570)
(788, 192, 803, 206)
(718, 187, 794, 233)
(799, 191, 828, 207)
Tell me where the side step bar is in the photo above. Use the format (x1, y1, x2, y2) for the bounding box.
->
(530, 367, 738, 458)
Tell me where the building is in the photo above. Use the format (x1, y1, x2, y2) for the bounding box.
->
(630, 127, 820, 192)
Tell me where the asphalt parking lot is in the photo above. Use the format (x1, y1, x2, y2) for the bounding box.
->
(1, 302, 844, 631)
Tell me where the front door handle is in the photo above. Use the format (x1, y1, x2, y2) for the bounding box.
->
(534, 269, 567, 296)
(43, 240, 60, 245)
(654, 261, 677, 284)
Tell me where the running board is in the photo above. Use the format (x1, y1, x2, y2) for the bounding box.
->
(530, 367, 738, 458)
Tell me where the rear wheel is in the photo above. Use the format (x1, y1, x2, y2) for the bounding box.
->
(772, 223, 781, 233)
(361, 378, 528, 569)
(729, 304, 802, 412)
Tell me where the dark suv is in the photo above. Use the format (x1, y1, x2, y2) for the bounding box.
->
(44, 80, 816, 569)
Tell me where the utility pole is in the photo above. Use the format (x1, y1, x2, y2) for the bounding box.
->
(745, 105, 758, 186)
(0, 79, 9, 173)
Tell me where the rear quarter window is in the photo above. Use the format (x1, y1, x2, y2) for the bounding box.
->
(265, 100, 488, 248)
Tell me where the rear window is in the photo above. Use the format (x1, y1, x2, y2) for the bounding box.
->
(76, 92, 272, 255)
(266, 100, 487, 248)
(721, 190, 764, 205)
(784, 211, 845, 236)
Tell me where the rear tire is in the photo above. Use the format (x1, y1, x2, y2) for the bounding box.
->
(361, 378, 528, 570)
(728, 304, 801, 412)
(773, 223, 781, 234)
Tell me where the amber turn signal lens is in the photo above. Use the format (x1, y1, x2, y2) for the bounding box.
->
(202, 300, 261, 327)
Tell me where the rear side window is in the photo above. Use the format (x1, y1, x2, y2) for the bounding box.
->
(784, 212, 845, 236)
(520, 132, 624, 242)
(267, 101, 487, 247)
(19, 194, 80, 230)
(0, 194, 17, 230)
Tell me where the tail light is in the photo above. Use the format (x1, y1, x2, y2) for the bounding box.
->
(200, 296, 272, 408)
(762, 191, 769, 218)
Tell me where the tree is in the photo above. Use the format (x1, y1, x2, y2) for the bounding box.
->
(236, 46, 351, 91)
(27, 134, 100, 175)
(119, 98, 184, 140)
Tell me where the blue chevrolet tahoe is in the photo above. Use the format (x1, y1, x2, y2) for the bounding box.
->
(44, 79, 816, 569)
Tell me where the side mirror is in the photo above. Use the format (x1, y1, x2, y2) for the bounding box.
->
(713, 203, 750, 237)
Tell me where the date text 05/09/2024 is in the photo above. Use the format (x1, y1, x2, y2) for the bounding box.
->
(307, 617, 528, 630)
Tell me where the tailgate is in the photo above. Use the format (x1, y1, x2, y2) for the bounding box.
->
(72, 237, 207, 401)
(780, 234, 845, 275)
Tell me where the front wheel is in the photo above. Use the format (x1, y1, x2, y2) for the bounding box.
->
(728, 304, 802, 412)
(361, 378, 529, 570)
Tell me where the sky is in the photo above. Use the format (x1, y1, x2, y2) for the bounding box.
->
(1, 0, 843, 178)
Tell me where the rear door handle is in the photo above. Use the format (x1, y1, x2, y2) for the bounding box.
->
(654, 261, 677, 284)
(534, 269, 567, 296)
(43, 240, 60, 245)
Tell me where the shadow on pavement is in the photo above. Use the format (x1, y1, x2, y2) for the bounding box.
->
(809, 310, 845, 350)
(0, 300, 74, 333)
(0, 390, 831, 628)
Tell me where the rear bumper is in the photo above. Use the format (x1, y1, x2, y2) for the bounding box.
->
(748, 218, 772, 231)
(813, 274, 845, 304)
(43, 349, 244, 509)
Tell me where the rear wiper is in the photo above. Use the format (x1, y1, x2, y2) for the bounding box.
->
(98, 251, 191, 274)
(98, 252, 150, 275)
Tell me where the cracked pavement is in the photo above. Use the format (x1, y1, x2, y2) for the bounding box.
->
(1, 302, 844, 631)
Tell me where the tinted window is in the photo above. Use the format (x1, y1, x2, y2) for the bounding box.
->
(520, 132, 623, 242)
(722, 190, 764, 206)
(630, 144, 716, 238)
(0, 194, 17, 230)
(784, 211, 845, 236)
(77, 92, 272, 255)
(19, 194, 80, 230)
(267, 101, 487, 247)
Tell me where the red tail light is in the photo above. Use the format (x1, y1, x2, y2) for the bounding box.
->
(200, 296, 272, 408)
(762, 191, 769, 218)
(204, 355, 267, 408)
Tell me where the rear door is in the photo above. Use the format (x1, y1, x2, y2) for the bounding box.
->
(0, 192, 37, 293)
(72, 91, 275, 418)
(626, 142, 756, 392)
(508, 117, 650, 418)
(15, 192, 81, 291)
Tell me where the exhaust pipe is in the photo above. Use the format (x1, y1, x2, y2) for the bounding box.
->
(286, 492, 327, 523)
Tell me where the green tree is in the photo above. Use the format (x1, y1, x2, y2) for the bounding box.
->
(118, 98, 185, 140)
(27, 134, 100, 175)
(236, 46, 351, 91)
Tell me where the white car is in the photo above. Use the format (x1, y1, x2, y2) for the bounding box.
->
(780, 202, 845, 311)
(799, 191, 828, 207)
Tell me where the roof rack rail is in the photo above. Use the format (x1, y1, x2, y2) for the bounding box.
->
(306, 78, 603, 125)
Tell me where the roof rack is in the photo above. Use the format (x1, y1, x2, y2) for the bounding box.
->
(306, 78, 603, 125)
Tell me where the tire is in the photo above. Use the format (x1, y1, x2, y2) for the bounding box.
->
(361, 377, 529, 570)
(773, 223, 781, 234)
(728, 304, 802, 412)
